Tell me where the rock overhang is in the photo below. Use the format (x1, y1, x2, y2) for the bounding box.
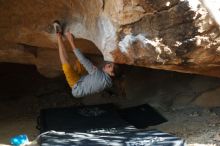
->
(0, 0, 220, 77)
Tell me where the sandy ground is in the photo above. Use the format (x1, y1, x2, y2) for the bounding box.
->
(0, 94, 79, 145)
(150, 107, 220, 145)
(0, 116, 38, 145)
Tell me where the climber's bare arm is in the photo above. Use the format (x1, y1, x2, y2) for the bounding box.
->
(56, 33, 69, 64)
(66, 32, 76, 51)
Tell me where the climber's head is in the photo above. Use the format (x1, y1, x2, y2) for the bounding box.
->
(102, 62, 116, 77)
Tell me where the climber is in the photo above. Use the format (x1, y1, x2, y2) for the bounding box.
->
(54, 21, 115, 98)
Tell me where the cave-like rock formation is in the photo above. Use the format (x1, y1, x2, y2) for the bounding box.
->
(0, 0, 220, 77)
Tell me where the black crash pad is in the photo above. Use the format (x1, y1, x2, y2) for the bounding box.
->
(37, 104, 129, 133)
(119, 104, 167, 128)
(37, 103, 167, 133)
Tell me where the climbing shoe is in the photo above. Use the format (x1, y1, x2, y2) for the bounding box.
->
(53, 20, 63, 34)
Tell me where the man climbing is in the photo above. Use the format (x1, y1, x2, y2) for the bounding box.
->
(54, 21, 115, 98)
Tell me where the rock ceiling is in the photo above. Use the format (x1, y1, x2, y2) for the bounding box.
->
(0, 0, 220, 77)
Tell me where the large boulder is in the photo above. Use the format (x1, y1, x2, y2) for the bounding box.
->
(0, 0, 220, 77)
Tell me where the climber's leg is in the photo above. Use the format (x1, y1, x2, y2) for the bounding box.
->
(74, 59, 87, 76)
(54, 21, 80, 87)
(62, 63, 80, 87)
(56, 33, 80, 87)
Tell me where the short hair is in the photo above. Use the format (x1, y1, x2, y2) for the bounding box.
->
(102, 61, 121, 79)
(103, 61, 112, 65)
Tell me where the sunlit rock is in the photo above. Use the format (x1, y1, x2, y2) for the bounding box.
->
(0, 0, 220, 77)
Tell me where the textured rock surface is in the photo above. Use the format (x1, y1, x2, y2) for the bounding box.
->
(116, 65, 220, 108)
(0, 0, 220, 77)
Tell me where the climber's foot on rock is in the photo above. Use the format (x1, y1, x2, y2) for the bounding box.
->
(53, 20, 63, 34)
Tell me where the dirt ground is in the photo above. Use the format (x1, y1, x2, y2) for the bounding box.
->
(151, 107, 220, 145)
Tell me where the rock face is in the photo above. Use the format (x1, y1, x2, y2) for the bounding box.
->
(120, 65, 220, 108)
(0, 0, 220, 77)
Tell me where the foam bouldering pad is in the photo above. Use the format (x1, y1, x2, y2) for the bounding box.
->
(119, 104, 167, 128)
(37, 103, 167, 133)
(40, 129, 186, 146)
(37, 104, 129, 133)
